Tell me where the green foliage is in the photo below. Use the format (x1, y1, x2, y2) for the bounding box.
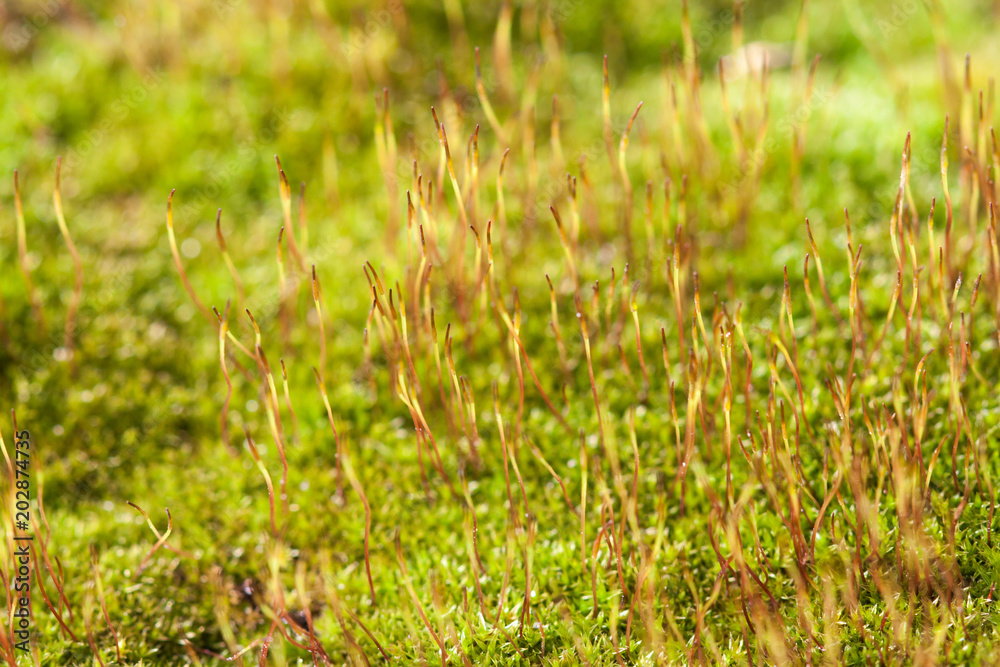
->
(2, 0, 1000, 664)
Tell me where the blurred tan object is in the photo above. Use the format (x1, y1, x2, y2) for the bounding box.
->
(721, 41, 793, 81)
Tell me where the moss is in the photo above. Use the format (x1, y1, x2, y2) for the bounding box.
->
(2, 0, 1000, 664)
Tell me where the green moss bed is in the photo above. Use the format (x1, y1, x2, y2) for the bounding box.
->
(2, 0, 1000, 664)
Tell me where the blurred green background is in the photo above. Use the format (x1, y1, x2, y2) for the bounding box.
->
(3, 0, 1000, 663)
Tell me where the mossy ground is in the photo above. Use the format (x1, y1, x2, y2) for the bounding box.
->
(2, 0, 1000, 664)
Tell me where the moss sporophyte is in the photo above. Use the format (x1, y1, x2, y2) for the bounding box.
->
(2, 1, 1000, 664)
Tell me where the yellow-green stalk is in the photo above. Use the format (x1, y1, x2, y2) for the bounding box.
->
(215, 209, 246, 305)
(13, 170, 45, 330)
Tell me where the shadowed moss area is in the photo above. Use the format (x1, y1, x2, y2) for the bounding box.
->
(2, 0, 1000, 664)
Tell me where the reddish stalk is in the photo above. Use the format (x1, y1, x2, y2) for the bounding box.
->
(53, 158, 85, 367)
(315, 368, 376, 604)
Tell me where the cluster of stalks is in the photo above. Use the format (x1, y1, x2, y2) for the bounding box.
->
(0, 411, 122, 666)
(4, 1, 1000, 665)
